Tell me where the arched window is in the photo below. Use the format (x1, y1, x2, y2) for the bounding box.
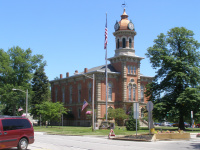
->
(108, 83, 112, 101)
(133, 84, 136, 101)
(122, 38, 126, 48)
(117, 39, 120, 49)
(134, 66, 136, 75)
(62, 87, 65, 103)
(131, 66, 133, 74)
(128, 84, 132, 101)
(141, 85, 144, 102)
(78, 84, 81, 102)
(129, 38, 132, 48)
(128, 66, 131, 74)
(88, 82, 92, 102)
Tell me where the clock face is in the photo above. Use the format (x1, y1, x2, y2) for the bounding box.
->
(128, 22, 134, 30)
(114, 22, 120, 31)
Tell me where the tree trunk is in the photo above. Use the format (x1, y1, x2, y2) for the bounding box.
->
(12, 105, 16, 116)
(179, 110, 185, 130)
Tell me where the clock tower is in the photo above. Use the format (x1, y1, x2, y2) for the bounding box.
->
(108, 8, 145, 105)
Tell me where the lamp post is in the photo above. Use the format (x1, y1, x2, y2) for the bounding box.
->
(75, 73, 95, 131)
(12, 88, 28, 118)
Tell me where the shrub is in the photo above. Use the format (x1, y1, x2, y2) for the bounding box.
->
(126, 107, 140, 131)
(126, 118, 140, 131)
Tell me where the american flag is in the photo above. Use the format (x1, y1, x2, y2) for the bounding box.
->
(82, 100, 88, 111)
(104, 13, 108, 49)
(18, 107, 23, 112)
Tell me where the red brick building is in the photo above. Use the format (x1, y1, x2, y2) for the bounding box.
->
(50, 9, 153, 126)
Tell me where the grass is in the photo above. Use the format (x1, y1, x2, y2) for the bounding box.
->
(33, 126, 200, 136)
(34, 126, 146, 135)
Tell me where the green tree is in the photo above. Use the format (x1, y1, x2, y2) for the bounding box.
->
(31, 65, 50, 118)
(113, 108, 128, 126)
(104, 107, 114, 120)
(104, 108, 128, 125)
(146, 27, 200, 130)
(0, 46, 44, 115)
(126, 111, 140, 131)
(36, 101, 67, 125)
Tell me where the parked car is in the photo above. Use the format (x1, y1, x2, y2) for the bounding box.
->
(0, 115, 34, 150)
(184, 122, 190, 128)
(172, 122, 190, 128)
(172, 123, 179, 127)
(161, 122, 172, 126)
(196, 124, 200, 128)
(154, 122, 161, 126)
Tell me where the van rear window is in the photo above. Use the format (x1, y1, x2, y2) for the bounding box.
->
(2, 119, 31, 131)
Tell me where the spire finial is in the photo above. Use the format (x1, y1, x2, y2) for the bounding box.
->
(121, 2, 128, 19)
(121, 1, 127, 9)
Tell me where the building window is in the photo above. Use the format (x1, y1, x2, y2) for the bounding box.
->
(62, 87, 65, 103)
(70, 86, 72, 104)
(55, 88, 57, 102)
(141, 85, 144, 102)
(128, 84, 131, 101)
(117, 39, 120, 49)
(133, 85, 136, 101)
(129, 38, 132, 48)
(122, 38, 126, 48)
(88, 82, 92, 102)
(78, 108, 81, 119)
(108, 83, 112, 101)
(78, 84, 81, 103)
(131, 66, 133, 74)
(134, 66, 136, 75)
(128, 66, 136, 75)
(128, 66, 130, 74)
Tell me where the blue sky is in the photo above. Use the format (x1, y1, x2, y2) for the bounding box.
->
(0, 0, 200, 81)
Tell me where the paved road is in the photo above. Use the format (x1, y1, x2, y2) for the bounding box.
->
(8, 133, 200, 150)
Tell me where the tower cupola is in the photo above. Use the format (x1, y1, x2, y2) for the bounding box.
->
(113, 8, 136, 57)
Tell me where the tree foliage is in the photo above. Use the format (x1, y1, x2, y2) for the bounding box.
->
(105, 108, 128, 125)
(113, 108, 128, 122)
(31, 65, 50, 118)
(36, 101, 67, 124)
(0, 46, 44, 115)
(145, 27, 200, 129)
(126, 111, 140, 131)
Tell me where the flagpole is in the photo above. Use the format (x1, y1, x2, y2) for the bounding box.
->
(92, 74, 95, 131)
(105, 13, 108, 121)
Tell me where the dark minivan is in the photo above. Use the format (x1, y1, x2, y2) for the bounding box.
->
(0, 116, 34, 150)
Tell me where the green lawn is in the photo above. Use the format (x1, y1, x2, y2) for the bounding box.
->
(33, 126, 200, 136)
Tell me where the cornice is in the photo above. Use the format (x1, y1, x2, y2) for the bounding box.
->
(113, 30, 136, 36)
(109, 55, 143, 64)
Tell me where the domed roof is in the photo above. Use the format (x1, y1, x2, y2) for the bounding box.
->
(118, 8, 133, 31)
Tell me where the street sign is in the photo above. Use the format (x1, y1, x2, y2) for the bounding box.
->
(133, 102, 139, 136)
(134, 103, 139, 119)
(147, 101, 153, 112)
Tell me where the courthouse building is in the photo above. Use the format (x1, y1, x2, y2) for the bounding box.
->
(50, 9, 153, 126)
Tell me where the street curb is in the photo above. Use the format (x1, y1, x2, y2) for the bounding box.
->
(34, 132, 46, 135)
